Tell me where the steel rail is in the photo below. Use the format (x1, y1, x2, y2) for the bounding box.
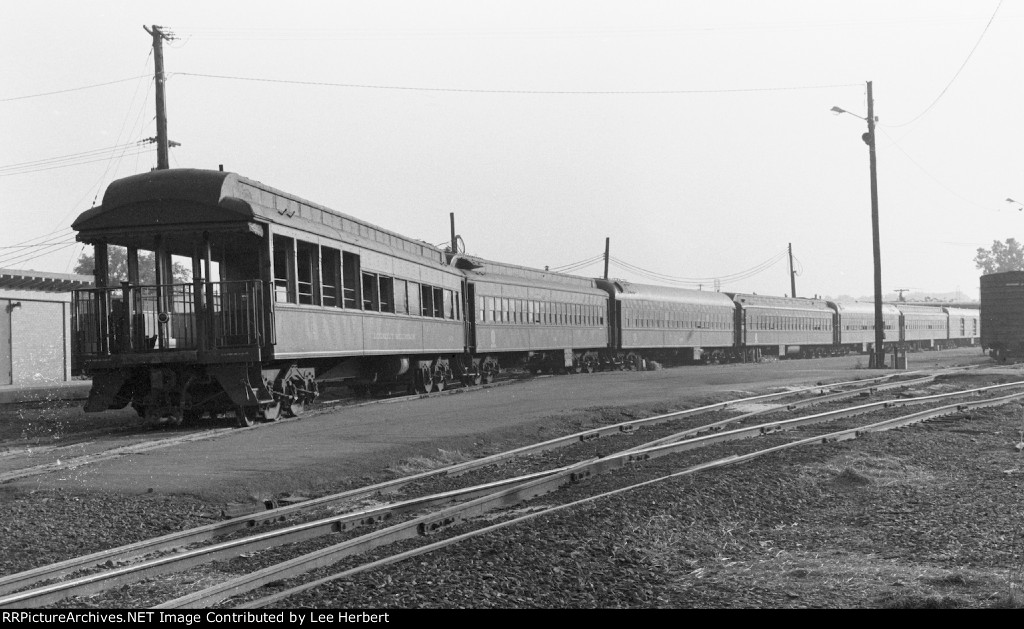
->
(626, 379, 1024, 453)
(0, 371, 908, 598)
(0, 370, 976, 606)
(240, 387, 1024, 608)
(158, 380, 1019, 608)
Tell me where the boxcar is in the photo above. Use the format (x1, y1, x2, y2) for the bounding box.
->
(980, 271, 1024, 360)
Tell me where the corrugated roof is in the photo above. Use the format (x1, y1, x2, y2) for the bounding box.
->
(0, 268, 94, 292)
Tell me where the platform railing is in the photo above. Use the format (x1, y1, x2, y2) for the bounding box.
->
(71, 279, 267, 359)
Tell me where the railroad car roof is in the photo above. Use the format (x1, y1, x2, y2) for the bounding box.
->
(980, 271, 1024, 286)
(893, 304, 946, 315)
(828, 301, 902, 316)
(464, 257, 601, 291)
(728, 293, 834, 313)
(943, 307, 980, 317)
(72, 168, 447, 266)
(597, 279, 736, 308)
(467, 267, 606, 296)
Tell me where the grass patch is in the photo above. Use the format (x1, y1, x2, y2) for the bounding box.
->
(800, 451, 935, 488)
(387, 448, 470, 474)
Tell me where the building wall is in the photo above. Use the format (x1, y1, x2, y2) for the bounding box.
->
(0, 290, 72, 386)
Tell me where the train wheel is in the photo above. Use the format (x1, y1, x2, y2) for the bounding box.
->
(414, 366, 432, 394)
(625, 353, 641, 371)
(235, 406, 256, 428)
(432, 376, 446, 393)
(481, 357, 499, 384)
(288, 398, 305, 418)
(261, 401, 282, 422)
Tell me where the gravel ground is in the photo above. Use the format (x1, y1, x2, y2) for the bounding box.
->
(2, 370, 1024, 609)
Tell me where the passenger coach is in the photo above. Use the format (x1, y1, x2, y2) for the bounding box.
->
(71, 169, 469, 425)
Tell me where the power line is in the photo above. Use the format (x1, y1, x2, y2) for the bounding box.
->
(0, 148, 154, 177)
(0, 140, 152, 173)
(549, 254, 605, 273)
(176, 72, 860, 96)
(0, 76, 150, 103)
(610, 248, 788, 285)
(0, 239, 78, 269)
(882, 0, 1003, 129)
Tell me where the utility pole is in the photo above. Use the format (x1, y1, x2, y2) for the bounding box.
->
(450, 213, 457, 253)
(865, 81, 885, 369)
(145, 25, 172, 170)
(603, 238, 610, 280)
(788, 243, 797, 298)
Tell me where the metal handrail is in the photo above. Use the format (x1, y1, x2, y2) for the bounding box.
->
(71, 280, 267, 359)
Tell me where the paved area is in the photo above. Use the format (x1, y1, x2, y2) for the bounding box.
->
(3, 350, 991, 502)
(0, 381, 90, 405)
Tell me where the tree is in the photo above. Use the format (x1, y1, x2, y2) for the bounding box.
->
(74, 247, 191, 284)
(974, 238, 1024, 275)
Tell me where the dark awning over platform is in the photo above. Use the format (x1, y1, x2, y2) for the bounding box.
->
(0, 268, 94, 292)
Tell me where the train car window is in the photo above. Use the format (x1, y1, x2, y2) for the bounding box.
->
(454, 291, 461, 320)
(378, 276, 395, 313)
(484, 296, 493, 322)
(321, 247, 341, 307)
(394, 279, 408, 314)
(342, 252, 361, 309)
(362, 272, 379, 311)
(272, 235, 296, 303)
(421, 285, 434, 317)
(296, 241, 319, 305)
(443, 289, 454, 319)
(430, 287, 442, 318)
(408, 281, 421, 317)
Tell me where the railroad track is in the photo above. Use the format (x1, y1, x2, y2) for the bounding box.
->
(0, 367, 1013, 608)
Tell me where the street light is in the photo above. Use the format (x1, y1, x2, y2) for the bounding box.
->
(1007, 198, 1023, 211)
(833, 81, 886, 369)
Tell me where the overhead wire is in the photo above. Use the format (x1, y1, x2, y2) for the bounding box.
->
(175, 72, 860, 96)
(549, 254, 605, 273)
(608, 248, 789, 288)
(882, 0, 1002, 129)
(0, 142, 154, 177)
(0, 76, 150, 103)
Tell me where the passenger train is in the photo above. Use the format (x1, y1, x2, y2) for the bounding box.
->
(70, 169, 980, 426)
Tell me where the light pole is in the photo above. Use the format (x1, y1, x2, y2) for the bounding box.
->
(1007, 198, 1023, 211)
(833, 80, 885, 369)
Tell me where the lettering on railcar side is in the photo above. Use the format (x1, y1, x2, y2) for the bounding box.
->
(370, 333, 417, 341)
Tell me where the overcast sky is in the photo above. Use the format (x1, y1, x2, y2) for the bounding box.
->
(2, 0, 1021, 301)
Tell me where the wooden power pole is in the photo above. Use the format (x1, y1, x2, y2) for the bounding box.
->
(603, 238, 610, 280)
(144, 25, 172, 170)
(788, 243, 796, 298)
